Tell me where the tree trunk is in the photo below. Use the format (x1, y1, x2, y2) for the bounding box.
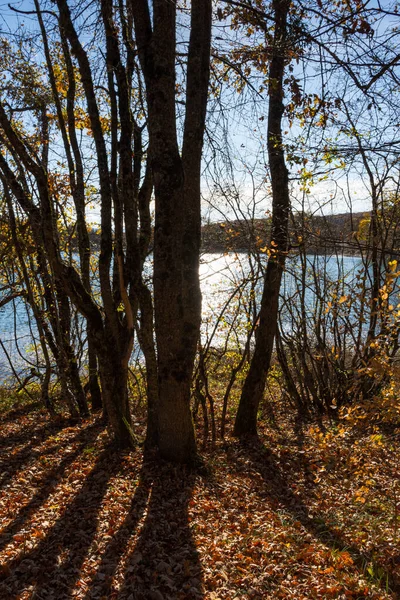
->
(87, 326, 102, 411)
(98, 350, 134, 448)
(132, 0, 212, 462)
(56, 281, 89, 417)
(234, 0, 290, 437)
(136, 283, 159, 451)
(157, 376, 197, 462)
(153, 160, 198, 462)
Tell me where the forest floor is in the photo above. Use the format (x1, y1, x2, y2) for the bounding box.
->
(0, 394, 399, 600)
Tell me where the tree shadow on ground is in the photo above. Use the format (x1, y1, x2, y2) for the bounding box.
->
(239, 437, 400, 597)
(0, 418, 68, 493)
(0, 401, 43, 426)
(85, 459, 204, 600)
(0, 423, 113, 599)
(0, 420, 104, 555)
(0, 408, 62, 448)
(0, 432, 204, 600)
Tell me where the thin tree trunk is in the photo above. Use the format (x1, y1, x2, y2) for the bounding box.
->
(87, 328, 102, 411)
(234, 0, 290, 437)
(98, 351, 134, 447)
(4, 188, 56, 417)
(137, 283, 159, 451)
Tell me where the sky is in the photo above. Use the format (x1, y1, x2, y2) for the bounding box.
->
(1, 0, 400, 225)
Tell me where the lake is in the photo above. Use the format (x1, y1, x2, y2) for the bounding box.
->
(0, 253, 365, 380)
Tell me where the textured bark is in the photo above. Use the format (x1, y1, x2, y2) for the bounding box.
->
(234, 0, 290, 437)
(98, 353, 133, 447)
(136, 283, 159, 451)
(87, 330, 102, 412)
(132, 0, 212, 462)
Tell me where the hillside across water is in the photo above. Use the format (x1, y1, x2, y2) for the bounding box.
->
(201, 212, 369, 254)
(83, 212, 370, 255)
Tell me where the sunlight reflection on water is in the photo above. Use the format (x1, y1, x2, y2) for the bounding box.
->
(0, 253, 364, 379)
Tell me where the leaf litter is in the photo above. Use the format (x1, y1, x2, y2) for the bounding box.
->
(0, 402, 399, 599)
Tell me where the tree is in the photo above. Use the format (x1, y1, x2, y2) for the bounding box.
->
(234, 0, 291, 436)
(0, 0, 212, 462)
(0, 3, 148, 447)
(132, 0, 212, 461)
(229, 0, 400, 436)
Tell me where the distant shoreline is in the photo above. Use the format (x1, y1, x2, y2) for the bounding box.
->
(83, 211, 373, 255)
(200, 212, 368, 254)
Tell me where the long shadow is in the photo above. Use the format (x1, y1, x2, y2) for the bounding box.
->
(89, 460, 205, 600)
(239, 437, 400, 596)
(0, 401, 43, 426)
(117, 461, 204, 600)
(0, 439, 121, 599)
(0, 420, 104, 554)
(0, 419, 68, 492)
(0, 416, 51, 448)
(81, 460, 153, 599)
